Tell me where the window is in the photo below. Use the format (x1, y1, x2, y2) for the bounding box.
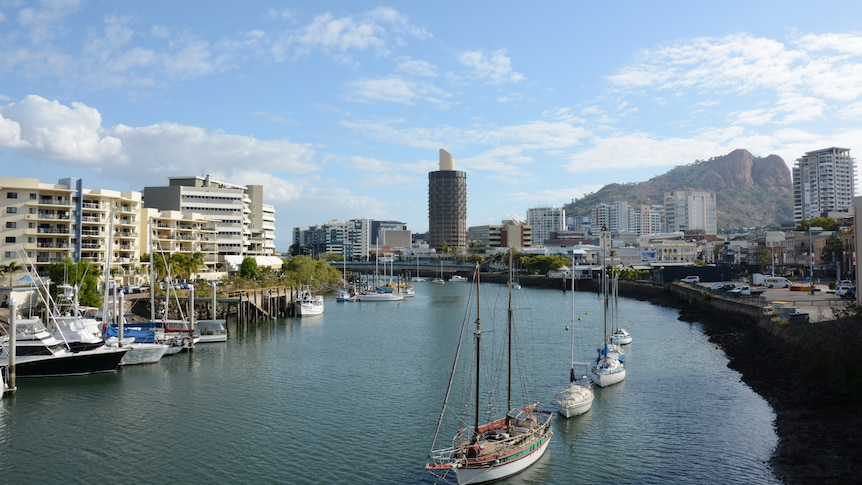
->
(6, 207, 16, 214)
(3, 252, 14, 258)
(29, 193, 37, 200)
(5, 237, 15, 243)
(6, 192, 17, 199)
(5, 222, 15, 229)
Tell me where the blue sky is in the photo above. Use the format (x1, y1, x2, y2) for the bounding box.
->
(3, 1, 862, 250)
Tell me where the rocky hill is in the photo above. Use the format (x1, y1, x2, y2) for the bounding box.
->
(564, 149, 794, 230)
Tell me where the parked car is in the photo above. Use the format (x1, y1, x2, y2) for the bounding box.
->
(836, 285, 856, 297)
(841, 288, 857, 300)
(719, 284, 737, 291)
(681, 276, 700, 283)
(708, 283, 725, 290)
(729, 285, 764, 296)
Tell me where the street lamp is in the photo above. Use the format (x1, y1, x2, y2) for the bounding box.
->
(809, 226, 823, 295)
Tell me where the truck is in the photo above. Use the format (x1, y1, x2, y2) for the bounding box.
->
(751, 273, 791, 288)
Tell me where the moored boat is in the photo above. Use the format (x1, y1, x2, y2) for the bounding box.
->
(296, 285, 324, 316)
(426, 254, 552, 484)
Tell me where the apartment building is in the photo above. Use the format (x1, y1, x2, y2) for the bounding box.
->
(526, 206, 565, 247)
(143, 175, 277, 263)
(664, 190, 717, 235)
(467, 220, 532, 256)
(793, 147, 856, 223)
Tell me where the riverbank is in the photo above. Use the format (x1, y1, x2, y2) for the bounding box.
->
(497, 274, 861, 483)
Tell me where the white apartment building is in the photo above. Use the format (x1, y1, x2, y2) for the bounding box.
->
(526, 206, 565, 247)
(294, 218, 372, 260)
(467, 220, 532, 255)
(1, 177, 144, 283)
(664, 190, 717, 235)
(629, 204, 663, 236)
(143, 208, 220, 279)
(143, 175, 277, 262)
(793, 147, 856, 223)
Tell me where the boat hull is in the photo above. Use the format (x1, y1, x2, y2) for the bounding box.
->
(297, 300, 324, 316)
(453, 426, 553, 484)
(119, 343, 170, 365)
(554, 385, 594, 418)
(588, 362, 626, 387)
(9, 347, 127, 378)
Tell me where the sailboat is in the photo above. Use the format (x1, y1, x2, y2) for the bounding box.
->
(413, 253, 427, 282)
(358, 248, 403, 301)
(431, 260, 445, 284)
(554, 257, 594, 418)
(610, 272, 633, 345)
(588, 265, 626, 388)
(427, 254, 553, 484)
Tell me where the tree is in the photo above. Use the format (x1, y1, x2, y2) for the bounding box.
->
(1, 261, 24, 286)
(239, 257, 260, 280)
(45, 258, 102, 307)
(797, 217, 839, 232)
(822, 234, 844, 266)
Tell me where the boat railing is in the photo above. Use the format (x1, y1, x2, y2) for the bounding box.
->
(426, 446, 456, 468)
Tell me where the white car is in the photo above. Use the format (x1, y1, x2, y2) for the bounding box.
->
(681, 276, 700, 283)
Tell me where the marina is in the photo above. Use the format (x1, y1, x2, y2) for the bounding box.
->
(0, 282, 778, 483)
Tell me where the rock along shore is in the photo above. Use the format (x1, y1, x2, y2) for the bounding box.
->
(485, 273, 862, 484)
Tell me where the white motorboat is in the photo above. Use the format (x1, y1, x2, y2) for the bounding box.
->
(296, 285, 324, 316)
(195, 319, 228, 343)
(358, 291, 404, 302)
(449, 274, 468, 282)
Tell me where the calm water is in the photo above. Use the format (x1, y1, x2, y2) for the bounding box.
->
(0, 282, 777, 484)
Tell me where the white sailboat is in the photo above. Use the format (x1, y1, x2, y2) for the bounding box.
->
(427, 254, 553, 484)
(589, 265, 626, 388)
(610, 272, 633, 345)
(554, 257, 594, 418)
(413, 253, 427, 282)
(431, 260, 445, 284)
(359, 248, 404, 301)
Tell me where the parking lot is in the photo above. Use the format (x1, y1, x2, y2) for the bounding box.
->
(697, 282, 853, 323)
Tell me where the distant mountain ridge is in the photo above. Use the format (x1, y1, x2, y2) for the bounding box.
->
(563, 149, 793, 231)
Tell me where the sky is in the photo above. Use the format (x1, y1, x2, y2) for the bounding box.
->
(3, 1, 862, 250)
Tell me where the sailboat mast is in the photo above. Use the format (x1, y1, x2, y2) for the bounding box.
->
(570, 255, 576, 383)
(473, 264, 482, 438)
(507, 251, 513, 412)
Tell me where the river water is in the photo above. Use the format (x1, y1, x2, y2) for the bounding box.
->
(0, 281, 777, 484)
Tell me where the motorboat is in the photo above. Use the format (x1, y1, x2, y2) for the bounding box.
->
(296, 285, 324, 316)
(195, 319, 228, 343)
(0, 317, 127, 377)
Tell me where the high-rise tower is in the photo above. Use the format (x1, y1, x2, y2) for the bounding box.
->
(428, 149, 467, 252)
(793, 147, 856, 223)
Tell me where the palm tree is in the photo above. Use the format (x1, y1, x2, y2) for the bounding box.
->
(2, 261, 24, 286)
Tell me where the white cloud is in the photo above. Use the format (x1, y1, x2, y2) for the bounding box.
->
(397, 58, 437, 77)
(458, 49, 524, 85)
(0, 96, 317, 187)
(0, 95, 121, 163)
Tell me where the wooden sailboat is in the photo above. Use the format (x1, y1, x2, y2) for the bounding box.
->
(427, 254, 553, 484)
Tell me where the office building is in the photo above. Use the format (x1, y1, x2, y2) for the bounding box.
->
(428, 149, 467, 252)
